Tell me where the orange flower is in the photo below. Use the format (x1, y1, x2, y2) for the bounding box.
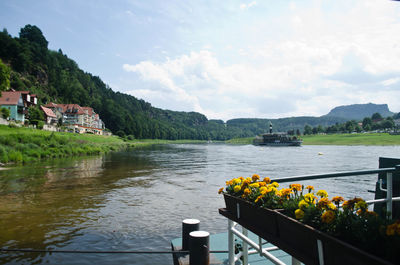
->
(306, 185, 314, 191)
(289, 184, 302, 192)
(321, 210, 335, 224)
(244, 188, 251, 196)
(252, 174, 260, 181)
(263, 177, 271, 184)
(317, 197, 331, 209)
(218, 187, 224, 194)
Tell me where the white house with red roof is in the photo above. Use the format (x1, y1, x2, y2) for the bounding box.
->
(44, 102, 105, 134)
(40, 106, 57, 124)
(0, 90, 37, 122)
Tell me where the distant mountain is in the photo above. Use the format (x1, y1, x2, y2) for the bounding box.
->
(324, 103, 393, 120)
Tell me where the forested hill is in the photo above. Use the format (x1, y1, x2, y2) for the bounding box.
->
(0, 25, 236, 140)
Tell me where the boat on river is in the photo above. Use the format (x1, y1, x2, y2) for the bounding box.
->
(253, 122, 302, 146)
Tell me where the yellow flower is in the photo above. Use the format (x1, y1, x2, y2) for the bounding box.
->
(233, 185, 241, 193)
(355, 200, 368, 211)
(244, 188, 251, 196)
(321, 210, 335, 224)
(263, 177, 271, 184)
(233, 178, 242, 184)
(280, 188, 292, 197)
(295, 209, 304, 219)
(328, 203, 336, 210)
(245, 177, 252, 183)
(249, 182, 260, 188)
(218, 187, 224, 194)
(306, 185, 314, 191)
(252, 174, 260, 181)
(298, 200, 309, 210)
(271, 182, 279, 188)
(290, 184, 302, 192)
(317, 197, 330, 209)
(226, 180, 233, 186)
(316, 190, 328, 198)
(259, 182, 266, 187)
(304, 193, 316, 204)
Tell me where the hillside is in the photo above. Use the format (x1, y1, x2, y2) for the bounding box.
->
(0, 25, 233, 140)
(324, 103, 393, 120)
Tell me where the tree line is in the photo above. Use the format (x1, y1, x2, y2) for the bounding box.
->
(303, 112, 398, 135)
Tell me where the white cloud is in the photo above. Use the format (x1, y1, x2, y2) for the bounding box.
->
(240, 1, 257, 10)
(122, 0, 400, 120)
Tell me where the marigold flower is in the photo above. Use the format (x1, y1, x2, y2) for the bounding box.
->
(316, 190, 328, 198)
(226, 180, 233, 186)
(263, 177, 271, 184)
(328, 203, 336, 210)
(233, 178, 242, 184)
(298, 200, 309, 210)
(280, 188, 292, 197)
(317, 197, 330, 209)
(271, 182, 279, 188)
(259, 182, 266, 187)
(252, 174, 260, 181)
(234, 185, 241, 193)
(355, 200, 368, 211)
(244, 188, 251, 196)
(304, 193, 316, 204)
(295, 209, 304, 219)
(249, 183, 260, 188)
(290, 184, 302, 192)
(331, 196, 344, 206)
(218, 187, 224, 194)
(306, 185, 314, 191)
(321, 210, 335, 224)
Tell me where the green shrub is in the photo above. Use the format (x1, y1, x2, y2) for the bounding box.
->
(8, 151, 23, 163)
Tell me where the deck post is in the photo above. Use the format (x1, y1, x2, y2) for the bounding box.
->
(189, 231, 210, 265)
(228, 220, 235, 265)
(387, 172, 393, 219)
(182, 219, 200, 250)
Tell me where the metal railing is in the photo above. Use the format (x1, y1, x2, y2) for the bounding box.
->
(226, 165, 400, 265)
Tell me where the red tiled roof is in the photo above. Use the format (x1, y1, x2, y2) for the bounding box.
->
(81, 107, 93, 115)
(0, 91, 23, 105)
(40, 106, 57, 118)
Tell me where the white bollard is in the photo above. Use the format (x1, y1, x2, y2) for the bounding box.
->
(182, 219, 200, 250)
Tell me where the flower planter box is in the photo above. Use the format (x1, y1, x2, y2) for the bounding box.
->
(222, 195, 395, 265)
(223, 193, 280, 238)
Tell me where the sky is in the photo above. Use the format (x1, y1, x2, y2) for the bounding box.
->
(1, 0, 400, 121)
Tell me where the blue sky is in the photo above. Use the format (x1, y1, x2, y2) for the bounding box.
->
(1, 0, 400, 120)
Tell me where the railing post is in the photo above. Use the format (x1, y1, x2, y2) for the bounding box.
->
(228, 220, 235, 265)
(387, 172, 393, 219)
(189, 231, 210, 265)
(242, 227, 248, 265)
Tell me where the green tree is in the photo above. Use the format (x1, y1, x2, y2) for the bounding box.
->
(362, 117, 372, 129)
(0, 58, 10, 94)
(28, 106, 44, 125)
(1, 107, 10, 119)
(371, 112, 382, 120)
(304, 125, 312, 135)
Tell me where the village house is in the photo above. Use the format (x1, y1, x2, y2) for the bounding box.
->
(40, 106, 57, 124)
(44, 102, 105, 135)
(0, 90, 37, 123)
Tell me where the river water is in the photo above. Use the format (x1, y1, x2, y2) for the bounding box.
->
(0, 144, 399, 264)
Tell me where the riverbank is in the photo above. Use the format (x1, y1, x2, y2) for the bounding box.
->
(226, 133, 400, 145)
(0, 125, 207, 165)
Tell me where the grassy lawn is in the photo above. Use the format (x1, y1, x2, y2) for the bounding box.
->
(226, 133, 400, 146)
(0, 125, 209, 165)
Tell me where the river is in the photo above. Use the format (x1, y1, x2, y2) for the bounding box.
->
(0, 144, 399, 264)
